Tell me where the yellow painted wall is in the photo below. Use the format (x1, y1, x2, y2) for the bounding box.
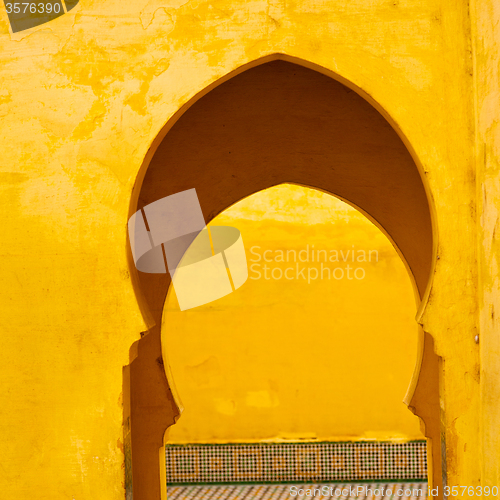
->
(472, 0, 500, 491)
(0, 0, 492, 497)
(164, 184, 423, 443)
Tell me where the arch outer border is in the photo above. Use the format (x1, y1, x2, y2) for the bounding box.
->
(128, 52, 438, 325)
(125, 52, 440, 500)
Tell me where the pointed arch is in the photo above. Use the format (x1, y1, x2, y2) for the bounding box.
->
(125, 54, 440, 500)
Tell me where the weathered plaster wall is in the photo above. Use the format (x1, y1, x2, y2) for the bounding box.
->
(472, 0, 500, 492)
(0, 0, 481, 499)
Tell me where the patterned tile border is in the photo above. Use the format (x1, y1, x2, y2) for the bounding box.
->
(165, 441, 427, 484)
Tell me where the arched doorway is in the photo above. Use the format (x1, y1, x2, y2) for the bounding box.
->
(125, 57, 439, 500)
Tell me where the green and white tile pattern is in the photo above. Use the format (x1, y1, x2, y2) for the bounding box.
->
(165, 442, 427, 484)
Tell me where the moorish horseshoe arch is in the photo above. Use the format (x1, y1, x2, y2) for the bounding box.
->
(125, 54, 440, 500)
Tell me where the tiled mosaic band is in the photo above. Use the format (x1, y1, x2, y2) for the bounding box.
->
(165, 441, 427, 484)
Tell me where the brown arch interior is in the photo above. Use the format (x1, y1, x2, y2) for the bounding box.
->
(124, 60, 440, 500)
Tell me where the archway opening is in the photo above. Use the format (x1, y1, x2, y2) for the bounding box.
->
(163, 183, 426, 493)
(126, 58, 439, 500)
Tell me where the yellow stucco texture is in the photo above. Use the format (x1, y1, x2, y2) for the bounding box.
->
(163, 184, 423, 443)
(0, 0, 490, 497)
(472, 0, 500, 491)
